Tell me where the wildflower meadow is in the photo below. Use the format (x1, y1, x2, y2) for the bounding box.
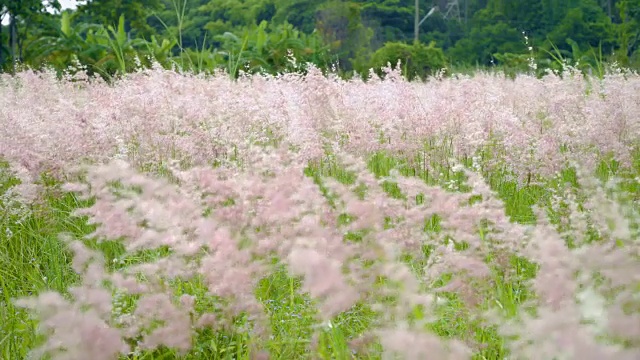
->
(1, 64, 639, 360)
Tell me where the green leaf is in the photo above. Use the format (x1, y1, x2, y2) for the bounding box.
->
(61, 12, 72, 38)
(566, 38, 583, 61)
(256, 21, 268, 53)
(117, 14, 127, 46)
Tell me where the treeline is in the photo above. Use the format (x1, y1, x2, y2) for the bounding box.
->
(1, 0, 639, 80)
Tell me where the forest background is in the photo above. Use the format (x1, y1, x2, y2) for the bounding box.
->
(1, 0, 639, 80)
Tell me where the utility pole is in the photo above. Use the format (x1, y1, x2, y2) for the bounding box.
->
(443, 0, 461, 22)
(414, 1, 439, 44)
(415, 0, 419, 44)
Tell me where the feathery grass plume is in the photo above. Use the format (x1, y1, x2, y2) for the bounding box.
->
(2, 63, 639, 359)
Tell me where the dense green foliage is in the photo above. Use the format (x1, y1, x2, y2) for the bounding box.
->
(1, 0, 639, 79)
(371, 41, 446, 80)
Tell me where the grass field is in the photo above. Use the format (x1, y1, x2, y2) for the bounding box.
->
(1, 66, 639, 359)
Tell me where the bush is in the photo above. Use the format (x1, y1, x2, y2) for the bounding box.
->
(370, 41, 446, 81)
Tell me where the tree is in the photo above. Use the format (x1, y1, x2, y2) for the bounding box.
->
(448, 8, 524, 66)
(316, 1, 374, 72)
(354, 0, 414, 45)
(74, 0, 162, 38)
(0, 0, 60, 71)
(615, 0, 640, 65)
(546, 0, 616, 55)
(272, 0, 322, 33)
(2, 0, 639, 77)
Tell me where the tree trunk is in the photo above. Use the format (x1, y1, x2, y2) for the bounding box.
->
(18, 27, 23, 62)
(10, 11, 17, 72)
(0, 19, 3, 70)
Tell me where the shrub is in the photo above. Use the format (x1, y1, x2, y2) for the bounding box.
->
(370, 41, 447, 80)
